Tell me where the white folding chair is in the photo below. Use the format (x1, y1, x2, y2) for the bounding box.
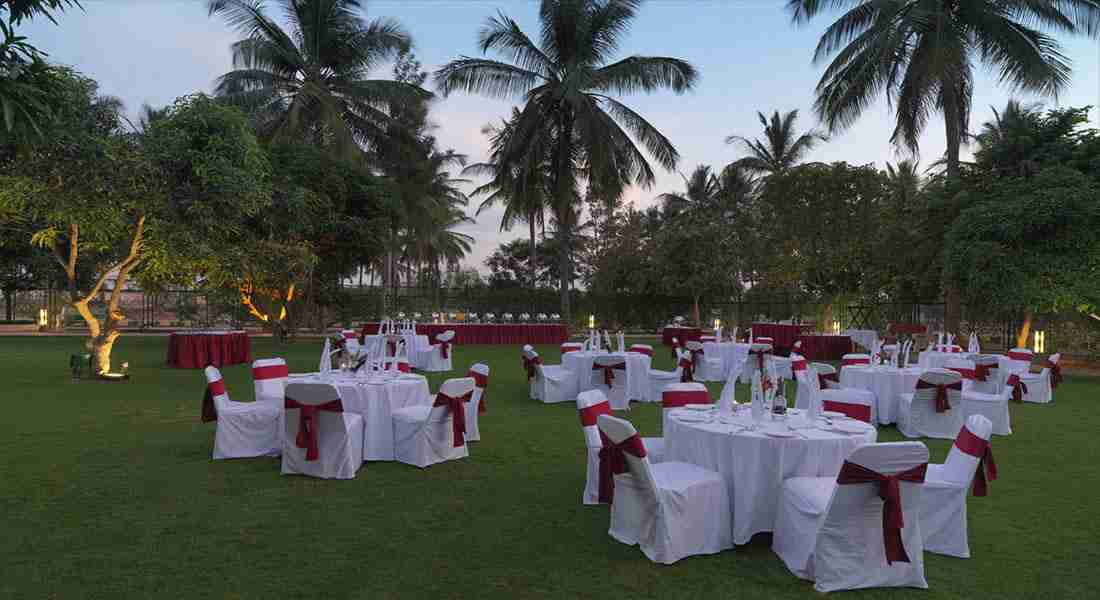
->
(203, 366, 281, 460)
(1004, 348, 1034, 375)
(391, 377, 474, 468)
(464, 363, 489, 442)
(920, 415, 996, 558)
(251, 358, 288, 408)
(646, 349, 687, 402)
(280, 382, 364, 479)
(811, 362, 840, 389)
(421, 330, 455, 372)
(740, 343, 773, 384)
(772, 442, 930, 592)
(688, 340, 724, 382)
(961, 379, 1013, 436)
(577, 390, 664, 506)
(598, 414, 732, 564)
(529, 349, 577, 404)
(793, 359, 875, 423)
(592, 354, 629, 411)
(969, 354, 1003, 394)
(1015, 351, 1057, 403)
(898, 369, 965, 439)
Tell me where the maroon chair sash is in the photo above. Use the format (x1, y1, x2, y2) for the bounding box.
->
(915, 379, 960, 412)
(1007, 374, 1028, 402)
(946, 367, 976, 380)
(678, 357, 695, 383)
(434, 391, 473, 447)
(955, 426, 998, 497)
(973, 362, 994, 382)
(597, 433, 648, 504)
(842, 357, 870, 367)
(818, 372, 839, 389)
(662, 390, 711, 408)
(438, 341, 452, 359)
(1007, 351, 1032, 362)
(748, 348, 771, 370)
(284, 397, 343, 461)
(578, 401, 612, 427)
(252, 364, 289, 380)
(591, 361, 627, 387)
(791, 358, 808, 372)
(822, 399, 871, 423)
(386, 338, 397, 356)
(202, 379, 226, 423)
(836, 461, 927, 564)
(629, 345, 653, 357)
(1047, 359, 1063, 390)
(468, 370, 489, 414)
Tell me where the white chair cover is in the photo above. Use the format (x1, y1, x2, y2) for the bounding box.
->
(319, 338, 332, 373)
(687, 340, 724, 382)
(772, 442, 930, 592)
(464, 363, 490, 442)
(421, 330, 455, 372)
(593, 354, 630, 411)
(646, 349, 686, 402)
(392, 377, 474, 468)
(1017, 352, 1055, 403)
(251, 358, 288, 408)
(204, 366, 280, 460)
(921, 415, 993, 558)
(280, 382, 364, 479)
(577, 390, 613, 505)
(598, 414, 733, 564)
(530, 349, 577, 404)
(961, 384, 1013, 436)
(661, 382, 709, 434)
(897, 369, 966, 439)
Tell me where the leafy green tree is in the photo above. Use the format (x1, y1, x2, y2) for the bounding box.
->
(436, 0, 698, 318)
(206, 0, 429, 158)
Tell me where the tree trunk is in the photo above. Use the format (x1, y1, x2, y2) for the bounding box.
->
(529, 216, 538, 290)
(4, 291, 11, 321)
(692, 295, 701, 327)
(1016, 309, 1033, 349)
(555, 112, 575, 322)
(941, 81, 964, 332)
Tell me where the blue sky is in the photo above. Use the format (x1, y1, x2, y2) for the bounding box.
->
(24, 0, 1100, 270)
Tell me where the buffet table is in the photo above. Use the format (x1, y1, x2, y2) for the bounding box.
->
(358, 323, 567, 345)
(661, 326, 701, 346)
(166, 331, 252, 369)
(750, 323, 812, 352)
(796, 334, 852, 360)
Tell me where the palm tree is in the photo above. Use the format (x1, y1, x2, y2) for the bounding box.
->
(727, 109, 826, 178)
(206, 0, 430, 158)
(884, 159, 922, 204)
(435, 0, 698, 318)
(657, 164, 720, 216)
(787, 0, 1100, 180)
(464, 110, 549, 290)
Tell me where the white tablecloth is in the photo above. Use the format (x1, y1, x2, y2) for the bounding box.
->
(562, 351, 651, 401)
(665, 407, 876, 544)
(291, 372, 431, 461)
(918, 350, 976, 369)
(839, 365, 924, 425)
(844, 329, 879, 351)
(702, 342, 750, 379)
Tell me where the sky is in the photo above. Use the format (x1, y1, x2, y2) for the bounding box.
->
(23, 0, 1100, 271)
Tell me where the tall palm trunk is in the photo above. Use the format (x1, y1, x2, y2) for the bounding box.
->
(555, 113, 575, 321)
(942, 83, 963, 332)
(528, 215, 538, 289)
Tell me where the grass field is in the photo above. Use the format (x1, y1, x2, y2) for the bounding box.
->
(2, 335, 1098, 599)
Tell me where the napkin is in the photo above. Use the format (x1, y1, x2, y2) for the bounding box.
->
(320, 338, 332, 373)
(968, 333, 980, 353)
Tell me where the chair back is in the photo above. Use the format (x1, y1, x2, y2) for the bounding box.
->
(842, 353, 870, 366)
(944, 357, 976, 379)
(1005, 347, 1033, 372)
(252, 358, 288, 406)
(756, 336, 774, 345)
(910, 369, 965, 435)
(628, 343, 653, 356)
(205, 366, 230, 402)
(596, 414, 657, 496)
(816, 442, 929, 586)
(811, 362, 837, 376)
(437, 330, 456, 343)
(662, 382, 709, 408)
(561, 342, 583, 354)
(431, 377, 476, 423)
(577, 389, 612, 448)
(821, 389, 873, 423)
(940, 415, 993, 486)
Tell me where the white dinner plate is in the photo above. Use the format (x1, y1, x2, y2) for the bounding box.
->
(683, 404, 714, 411)
(675, 413, 710, 423)
(822, 411, 846, 419)
(763, 429, 796, 438)
(830, 422, 867, 434)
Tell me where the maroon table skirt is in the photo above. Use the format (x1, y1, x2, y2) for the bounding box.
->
(797, 334, 852, 361)
(751, 323, 812, 351)
(359, 323, 568, 345)
(166, 332, 252, 369)
(661, 327, 701, 346)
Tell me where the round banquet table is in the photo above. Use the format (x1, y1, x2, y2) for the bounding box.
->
(839, 365, 925, 425)
(702, 342, 750, 380)
(166, 331, 251, 369)
(918, 350, 976, 369)
(665, 407, 877, 545)
(661, 326, 701, 346)
(562, 350, 651, 401)
(290, 371, 431, 461)
(364, 333, 430, 368)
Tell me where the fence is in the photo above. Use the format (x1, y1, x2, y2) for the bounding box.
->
(3, 286, 1094, 357)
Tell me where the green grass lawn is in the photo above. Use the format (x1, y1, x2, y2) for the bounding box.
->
(2, 335, 1098, 599)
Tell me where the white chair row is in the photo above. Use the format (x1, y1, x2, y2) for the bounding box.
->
(202, 359, 490, 478)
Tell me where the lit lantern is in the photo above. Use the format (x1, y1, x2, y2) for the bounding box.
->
(713, 318, 721, 330)
(1033, 330, 1045, 353)
(832, 320, 841, 334)
(588, 314, 595, 329)
(38, 308, 48, 327)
